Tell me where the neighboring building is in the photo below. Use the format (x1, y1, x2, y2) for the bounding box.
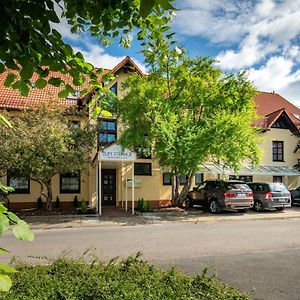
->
(1, 57, 300, 212)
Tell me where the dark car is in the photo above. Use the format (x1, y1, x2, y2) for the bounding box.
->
(185, 180, 254, 213)
(0, 189, 9, 209)
(247, 182, 291, 212)
(289, 186, 300, 205)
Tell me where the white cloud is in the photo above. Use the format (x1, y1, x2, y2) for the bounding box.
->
(73, 45, 125, 69)
(248, 56, 300, 105)
(73, 44, 147, 73)
(175, 0, 300, 69)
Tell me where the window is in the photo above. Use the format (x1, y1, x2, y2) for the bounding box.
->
(110, 83, 117, 95)
(163, 173, 172, 185)
(229, 175, 253, 182)
(179, 175, 187, 185)
(195, 173, 204, 185)
(60, 172, 80, 193)
(137, 147, 152, 159)
(7, 172, 30, 194)
(273, 141, 284, 161)
(98, 119, 117, 147)
(273, 176, 283, 183)
(69, 120, 80, 129)
(134, 163, 152, 176)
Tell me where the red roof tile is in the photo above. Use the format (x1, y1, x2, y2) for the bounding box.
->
(254, 92, 300, 126)
(0, 71, 91, 110)
(0, 56, 144, 110)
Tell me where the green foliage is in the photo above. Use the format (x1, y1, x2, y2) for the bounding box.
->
(0, 255, 249, 299)
(0, 204, 34, 292)
(137, 198, 151, 212)
(117, 37, 261, 205)
(0, 102, 96, 210)
(1, 0, 175, 96)
(79, 200, 88, 214)
(36, 197, 43, 210)
(73, 196, 79, 208)
(54, 196, 60, 209)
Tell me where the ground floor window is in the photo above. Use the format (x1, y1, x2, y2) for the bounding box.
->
(134, 163, 152, 176)
(163, 173, 172, 185)
(229, 175, 253, 182)
(179, 175, 187, 185)
(60, 172, 80, 193)
(273, 176, 283, 183)
(195, 173, 204, 185)
(7, 172, 30, 194)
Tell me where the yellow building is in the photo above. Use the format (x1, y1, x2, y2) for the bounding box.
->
(1, 57, 300, 213)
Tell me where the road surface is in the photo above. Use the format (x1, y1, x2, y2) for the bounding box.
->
(2, 218, 300, 300)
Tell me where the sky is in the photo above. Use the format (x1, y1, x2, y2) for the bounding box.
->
(54, 0, 300, 106)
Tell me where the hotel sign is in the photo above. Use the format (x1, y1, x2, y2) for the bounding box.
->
(99, 144, 137, 161)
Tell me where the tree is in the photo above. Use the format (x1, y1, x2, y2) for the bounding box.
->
(0, 203, 34, 291)
(0, 102, 96, 211)
(117, 39, 261, 206)
(1, 0, 175, 97)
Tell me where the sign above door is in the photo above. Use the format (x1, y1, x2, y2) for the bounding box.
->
(99, 143, 137, 161)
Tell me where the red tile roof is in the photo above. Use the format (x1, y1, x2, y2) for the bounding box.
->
(0, 72, 91, 110)
(0, 56, 144, 110)
(254, 92, 300, 126)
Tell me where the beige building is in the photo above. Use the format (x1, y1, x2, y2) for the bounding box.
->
(1, 57, 300, 213)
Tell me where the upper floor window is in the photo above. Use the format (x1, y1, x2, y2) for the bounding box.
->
(273, 141, 284, 162)
(60, 172, 80, 193)
(110, 83, 117, 96)
(134, 163, 152, 176)
(7, 172, 30, 194)
(98, 119, 117, 147)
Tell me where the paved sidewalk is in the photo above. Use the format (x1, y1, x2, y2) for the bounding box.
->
(22, 207, 300, 230)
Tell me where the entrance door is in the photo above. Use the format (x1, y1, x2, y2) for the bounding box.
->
(102, 169, 116, 206)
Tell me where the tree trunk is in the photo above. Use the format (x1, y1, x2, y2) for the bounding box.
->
(171, 169, 194, 207)
(31, 178, 53, 211)
(45, 179, 53, 212)
(177, 170, 194, 206)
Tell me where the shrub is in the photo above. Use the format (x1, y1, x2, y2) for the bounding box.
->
(79, 199, 88, 214)
(73, 195, 79, 208)
(137, 198, 151, 212)
(0, 255, 249, 299)
(36, 197, 43, 210)
(54, 196, 60, 209)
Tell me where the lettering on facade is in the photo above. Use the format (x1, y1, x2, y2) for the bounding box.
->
(99, 144, 137, 161)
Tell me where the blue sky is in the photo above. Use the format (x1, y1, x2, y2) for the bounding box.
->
(54, 0, 300, 106)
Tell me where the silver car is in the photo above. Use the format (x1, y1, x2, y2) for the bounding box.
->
(247, 182, 291, 212)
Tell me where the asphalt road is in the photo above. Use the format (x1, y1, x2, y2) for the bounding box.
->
(2, 218, 300, 300)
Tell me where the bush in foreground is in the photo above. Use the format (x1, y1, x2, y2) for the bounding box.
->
(0, 254, 249, 300)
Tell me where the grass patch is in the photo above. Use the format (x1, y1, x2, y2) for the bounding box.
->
(0, 253, 249, 299)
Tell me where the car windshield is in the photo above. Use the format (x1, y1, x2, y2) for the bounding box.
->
(225, 182, 250, 191)
(269, 183, 288, 192)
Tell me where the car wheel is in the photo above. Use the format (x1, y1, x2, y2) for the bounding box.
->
(254, 201, 263, 212)
(237, 208, 248, 213)
(184, 197, 193, 209)
(276, 207, 284, 211)
(209, 200, 221, 214)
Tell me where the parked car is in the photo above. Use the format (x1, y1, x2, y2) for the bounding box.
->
(185, 180, 254, 213)
(289, 186, 300, 205)
(247, 182, 291, 212)
(0, 189, 9, 209)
